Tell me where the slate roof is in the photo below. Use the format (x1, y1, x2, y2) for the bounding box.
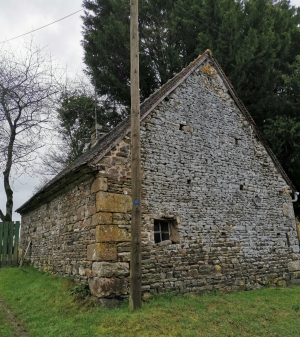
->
(16, 50, 296, 214)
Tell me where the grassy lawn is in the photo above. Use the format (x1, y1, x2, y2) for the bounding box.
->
(1, 266, 300, 336)
(0, 302, 15, 337)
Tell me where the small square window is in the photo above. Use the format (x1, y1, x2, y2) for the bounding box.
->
(154, 220, 170, 243)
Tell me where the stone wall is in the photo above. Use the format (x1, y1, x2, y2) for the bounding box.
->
(20, 178, 96, 283)
(20, 60, 300, 304)
(138, 61, 300, 296)
(20, 139, 134, 301)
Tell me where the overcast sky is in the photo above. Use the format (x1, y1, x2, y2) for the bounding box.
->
(1, 0, 300, 221)
(0, 0, 84, 221)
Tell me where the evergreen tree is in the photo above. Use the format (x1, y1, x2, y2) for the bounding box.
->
(82, 0, 300, 200)
(82, 0, 194, 108)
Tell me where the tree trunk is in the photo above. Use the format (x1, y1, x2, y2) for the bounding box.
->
(2, 126, 16, 222)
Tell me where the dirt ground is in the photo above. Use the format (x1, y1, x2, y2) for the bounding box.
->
(0, 296, 28, 337)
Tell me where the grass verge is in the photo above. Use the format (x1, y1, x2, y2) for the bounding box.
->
(1, 266, 300, 336)
(0, 302, 15, 337)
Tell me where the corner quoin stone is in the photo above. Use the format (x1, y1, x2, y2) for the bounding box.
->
(288, 260, 300, 272)
(91, 177, 108, 193)
(88, 277, 128, 297)
(92, 212, 112, 226)
(92, 262, 129, 277)
(87, 243, 117, 261)
(96, 191, 132, 213)
(95, 225, 130, 242)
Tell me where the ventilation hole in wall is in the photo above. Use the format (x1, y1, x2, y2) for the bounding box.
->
(187, 179, 191, 184)
(240, 185, 244, 191)
(164, 96, 170, 102)
(179, 124, 185, 130)
(286, 233, 291, 247)
(277, 233, 281, 236)
(235, 138, 239, 145)
(221, 232, 226, 237)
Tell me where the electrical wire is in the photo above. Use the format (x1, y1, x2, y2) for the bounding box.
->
(0, 9, 83, 44)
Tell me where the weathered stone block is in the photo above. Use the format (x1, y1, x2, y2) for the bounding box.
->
(283, 203, 289, 217)
(214, 265, 222, 274)
(92, 262, 129, 277)
(87, 243, 117, 261)
(95, 225, 130, 242)
(88, 277, 128, 297)
(91, 177, 108, 193)
(92, 212, 112, 226)
(85, 268, 93, 278)
(79, 266, 86, 276)
(276, 280, 287, 287)
(97, 298, 121, 308)
(288, 260, 300, 272)
(198, 265, 214, 275)
(96, 191, 132, 213)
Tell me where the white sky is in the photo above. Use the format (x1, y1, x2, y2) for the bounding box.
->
(0, 0, 300, 221)
(0, 0, 84, 221)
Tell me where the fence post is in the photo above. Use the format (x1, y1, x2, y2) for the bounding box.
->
(13, 222, 20, 266)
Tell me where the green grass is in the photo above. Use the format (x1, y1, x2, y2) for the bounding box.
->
(0, 303, 15, 337)
(1, 266, 300, 336)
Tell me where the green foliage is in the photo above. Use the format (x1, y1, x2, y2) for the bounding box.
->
(2, 266, 300, 336)
(82, 0, 300, 203)
(82, 0, 193, 107)
(70, 284, 91, 299)
(56, 90, 123, 165)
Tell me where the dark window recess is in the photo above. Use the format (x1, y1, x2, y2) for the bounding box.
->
(154, 220, 170, 243)
(187, 179, 191, 184)
(179, 124, 185, 130)
(286, 233, 291, 247)
(235, 138, 239, 145)
(240, 185, 244, 190)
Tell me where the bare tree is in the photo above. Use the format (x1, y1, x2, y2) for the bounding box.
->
(0, 43, 59, 221)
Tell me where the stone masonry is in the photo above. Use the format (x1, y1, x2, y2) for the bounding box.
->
(19, 52, 300, 304)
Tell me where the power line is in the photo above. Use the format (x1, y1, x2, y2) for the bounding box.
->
(0, 9, 83, 44)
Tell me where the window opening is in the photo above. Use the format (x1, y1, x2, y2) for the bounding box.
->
(240, 185, 244, 190)
(286, 233, 291, 247)
(154, 220, 170, 243)
(179, 124, 185, 131)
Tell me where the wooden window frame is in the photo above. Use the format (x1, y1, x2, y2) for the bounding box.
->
(153, 219, 180, 244)
(154, 220, 170, 243)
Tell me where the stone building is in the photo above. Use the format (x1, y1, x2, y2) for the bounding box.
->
(17, 50, 300, 304)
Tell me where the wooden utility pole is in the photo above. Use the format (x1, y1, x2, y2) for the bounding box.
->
(129, 0, 142, 310)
